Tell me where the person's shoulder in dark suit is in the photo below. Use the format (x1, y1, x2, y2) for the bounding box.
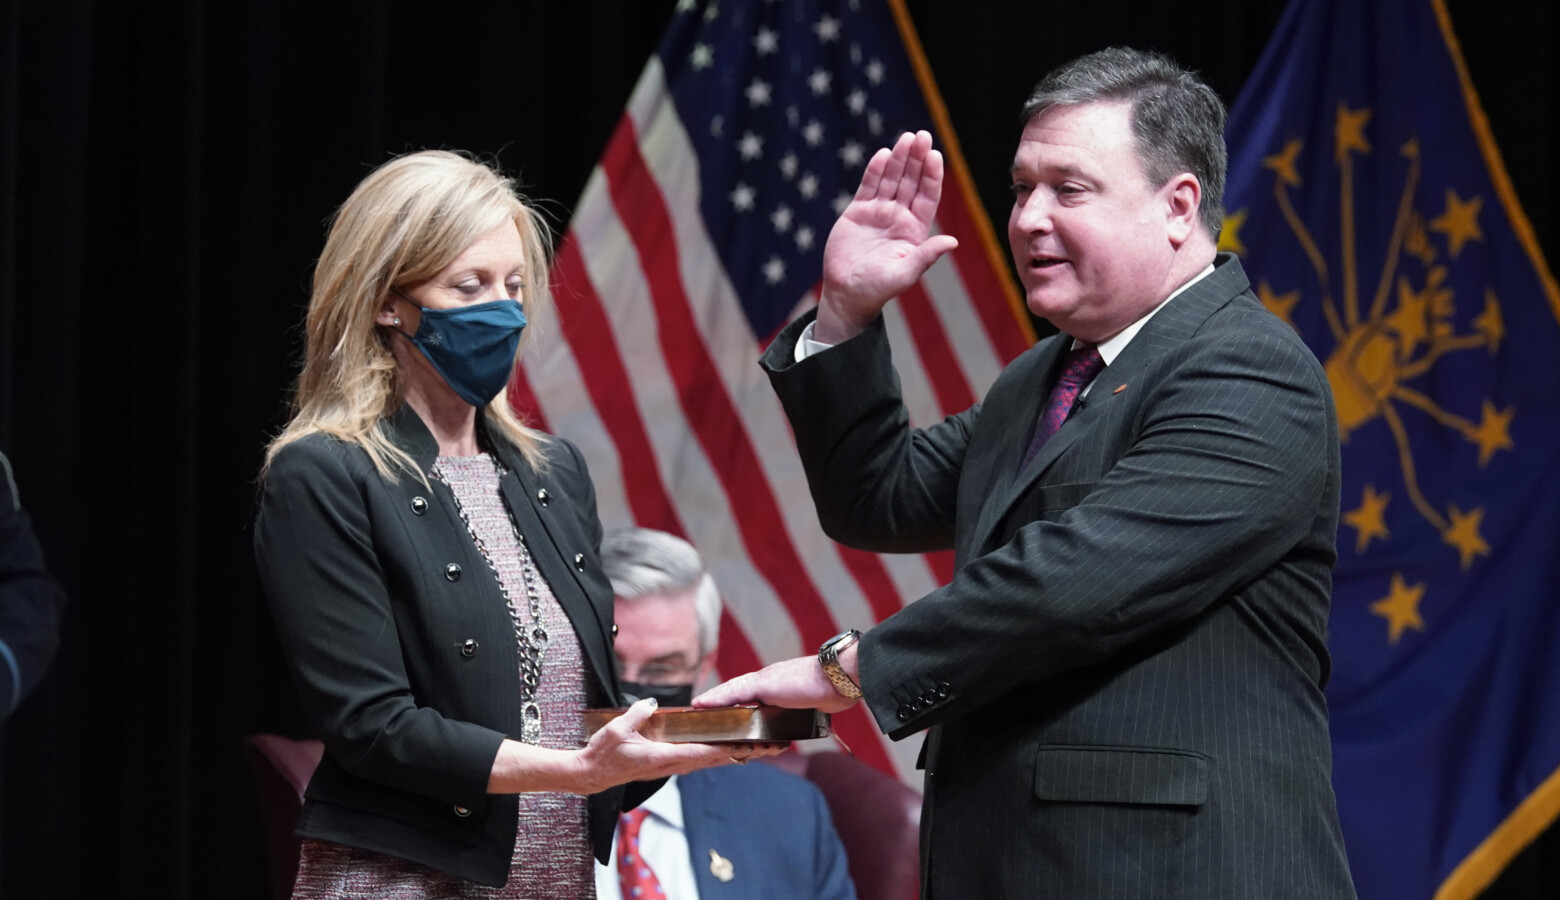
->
(0, 450, 67, 722)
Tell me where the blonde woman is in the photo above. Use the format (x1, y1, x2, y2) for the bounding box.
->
(255, 150, 774, 897)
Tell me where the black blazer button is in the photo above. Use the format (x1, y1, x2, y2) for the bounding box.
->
(935, 685, 949, 700)
(611, 624, 619, 640)
(445, 563, 462, 582)
(921, 689, 938, 704)
(461, 639, 478, 657)
(410, 496, 428, 515)
(573, 553, 585, 572)
(453, 805, 471, 818)
(536, 488, 550, 506)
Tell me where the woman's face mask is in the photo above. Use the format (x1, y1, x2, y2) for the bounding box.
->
(394, 296, 527, 408)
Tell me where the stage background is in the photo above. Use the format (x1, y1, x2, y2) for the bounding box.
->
(0, 1, 1553, 896)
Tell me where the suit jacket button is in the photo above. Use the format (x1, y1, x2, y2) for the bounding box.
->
(935, 685, 949, 700)
(445, 563, 462, 582)
(453, 805, 472, 818)
(921, 689, 938, 704)
(410, 496, 429, 515)
(461, 639, 478, 657)
(574, 553, 586, 572)
(536, 488, 550, 506)
(611, 624, 619, 641)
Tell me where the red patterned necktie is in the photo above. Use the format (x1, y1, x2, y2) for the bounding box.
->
(616, 807, 666, 899)
(1020, 344, 1105, 470)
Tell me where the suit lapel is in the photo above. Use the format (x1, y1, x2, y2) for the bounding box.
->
(679, 770, 745, 898)
(493, 441, 617, 702)
(969, 255, 1253, 555)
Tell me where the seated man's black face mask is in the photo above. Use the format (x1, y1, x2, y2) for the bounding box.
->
(620, 680, 695, 708)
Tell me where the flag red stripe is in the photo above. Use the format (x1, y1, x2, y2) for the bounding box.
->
(898, 282, 978, 414)
(601, 125, 895, 772)
(505, 365, 550, 433)
(600, 120, 838, 642)
(549, 235, 681, 533)
(924, 548, 955, 586)
(936, 186, 1033, 362)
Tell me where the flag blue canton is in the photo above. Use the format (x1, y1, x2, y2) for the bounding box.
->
(1223, 1, 1560, 897)
(659, 0, 933, 338)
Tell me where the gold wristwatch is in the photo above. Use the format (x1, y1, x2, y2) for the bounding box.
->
(818, 629, 863, 700)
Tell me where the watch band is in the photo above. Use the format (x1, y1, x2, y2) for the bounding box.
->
(818, 629, 863, 700)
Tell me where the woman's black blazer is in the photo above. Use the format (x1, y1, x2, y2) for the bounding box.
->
(255, 404, 633, 887)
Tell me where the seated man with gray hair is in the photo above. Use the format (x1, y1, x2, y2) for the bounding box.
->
(594, 528, 856, 900)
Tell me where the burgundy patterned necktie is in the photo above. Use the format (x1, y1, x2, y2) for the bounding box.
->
(616, 807, 666, 898)
(1020, 344, 1104, 470)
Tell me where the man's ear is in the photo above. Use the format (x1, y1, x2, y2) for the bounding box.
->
(1164, 172, 1202, 245)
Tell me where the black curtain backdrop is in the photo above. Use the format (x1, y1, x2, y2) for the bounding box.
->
(0, 1, 1553, 897)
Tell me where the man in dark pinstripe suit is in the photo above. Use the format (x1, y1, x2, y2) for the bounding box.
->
(699, 48, 1357, 898)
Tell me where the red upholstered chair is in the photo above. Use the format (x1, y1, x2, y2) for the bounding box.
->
(242, 733, 324, 900)
(764, 751, 922, 900)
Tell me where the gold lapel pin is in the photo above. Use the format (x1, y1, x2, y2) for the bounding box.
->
(1113, 383, 1128, 394)
(709, 848, 735, 882)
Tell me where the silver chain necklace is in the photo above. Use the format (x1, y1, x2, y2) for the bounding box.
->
(432, 454, 550, 745)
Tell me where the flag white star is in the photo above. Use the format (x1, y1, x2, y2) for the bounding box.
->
(730, 183, 756, 211)
(866, 59, 884, 85)
(786, 105, 800, 128)
(833, 191, 854, 215)
(745, 78, 772, 107)
(814, 14, 841, 43)
(867, 110, 883, 136)
(850, 42, 862, 65)
(847, 89, 867, 115)
(710, 115, 725, 138)
(676, 0, 696, 11)
(779, 152, 799, 179)
(798, 174, 819, 198)
(703, 3, 720, 21)
(690, 44, 714, 70)
(753, 27, 779, 55)
(839, 140, 864, 167)
(763, 255, 786, 284)
(802, 120, 824, 146)
(795, 225, 816, 250)
(738, 131, 764, 161)
(770, 205, 793, 232)
(807, 68, 833, 96)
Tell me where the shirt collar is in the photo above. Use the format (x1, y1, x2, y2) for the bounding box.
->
(1086, 262, 1217, 364)
(640, 773, 685, 830)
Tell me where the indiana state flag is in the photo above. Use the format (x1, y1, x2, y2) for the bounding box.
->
(1222, 1, 1560, 898)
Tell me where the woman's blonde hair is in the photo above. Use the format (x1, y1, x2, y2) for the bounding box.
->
(263, 150, 553, 482)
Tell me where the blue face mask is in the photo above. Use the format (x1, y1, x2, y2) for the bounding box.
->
(396, 298, 527, 408)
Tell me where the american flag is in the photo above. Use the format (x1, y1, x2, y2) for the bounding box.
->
(509, 0, 1032, 782)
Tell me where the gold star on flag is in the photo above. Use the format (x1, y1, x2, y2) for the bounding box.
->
(1442, 504, 1491, 570)
(1470, 402, 1514, 467)
(1388, 277, 1431, 355)
(1263, 138, 1304, 187)
(1335, 104, 1372, 161)
(1218, 208, 1247, 256)
(1343, 484, 1391, 553)
(1475, 289, 1504, 353)
(1257, 281, 1300, 329)
(1430, 189, 1484, 259)
(1370, 572, 1426, 644)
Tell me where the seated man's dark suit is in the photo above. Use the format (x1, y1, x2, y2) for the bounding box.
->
(760, 254, 1356, 898)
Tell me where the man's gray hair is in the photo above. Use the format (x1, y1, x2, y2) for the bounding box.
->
(1020, 47, 1228, 238)
(600, 528, 722, 657)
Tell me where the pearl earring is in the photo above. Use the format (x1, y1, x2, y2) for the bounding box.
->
(392, 316, 402, 327)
